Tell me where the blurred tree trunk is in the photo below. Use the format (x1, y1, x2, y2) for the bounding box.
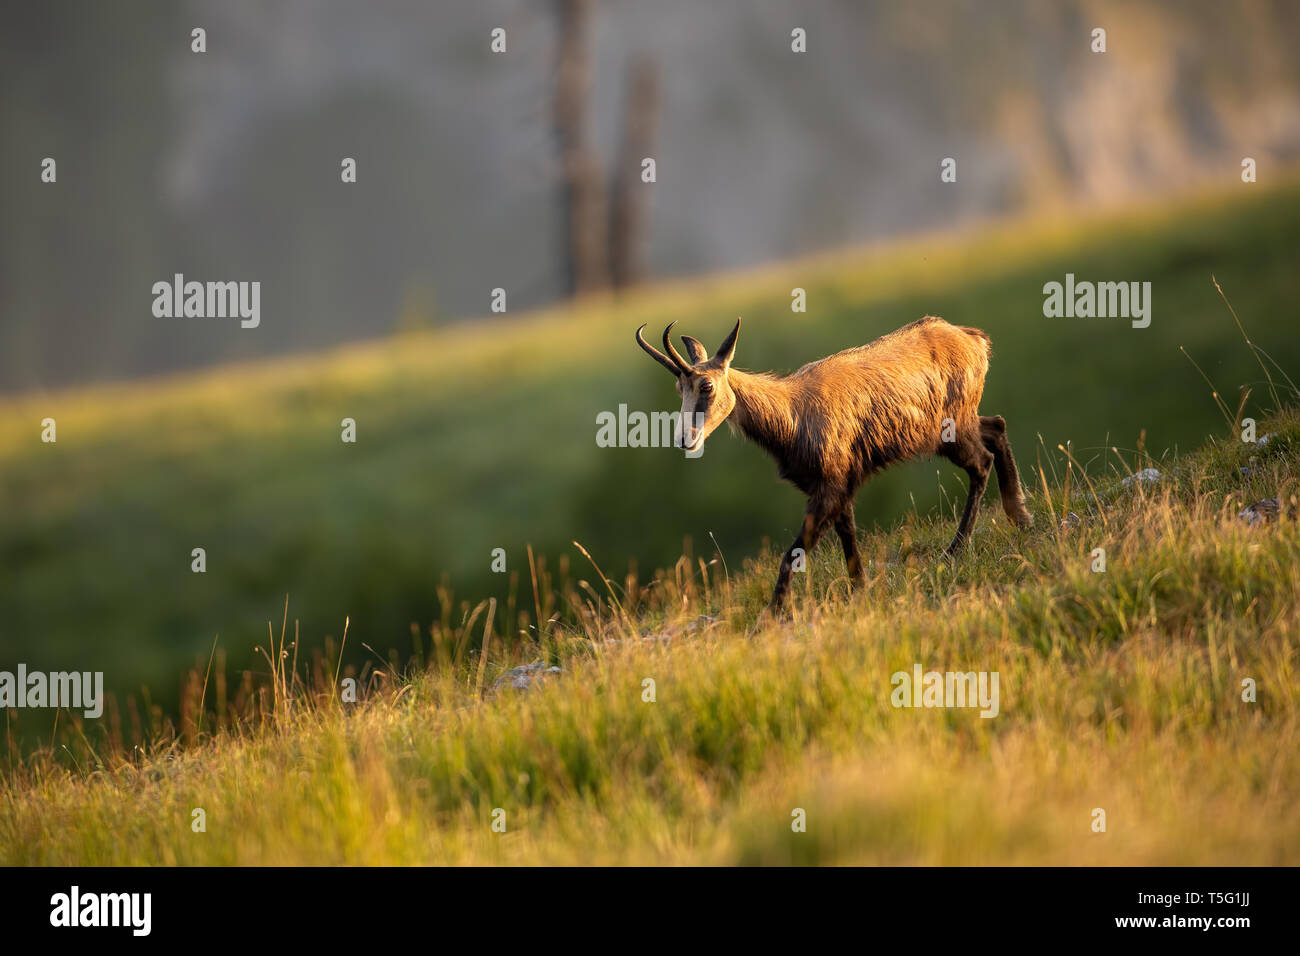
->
(610, 57, 659, 290)
(552, 0, 608, 296)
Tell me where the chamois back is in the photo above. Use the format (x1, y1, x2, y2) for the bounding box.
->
(735, 316, 990, 491)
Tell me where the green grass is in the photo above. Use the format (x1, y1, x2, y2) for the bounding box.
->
(2, 178, 1300, 863)
(2, 402, 1297, 865)
(3, 180, 1299, 707)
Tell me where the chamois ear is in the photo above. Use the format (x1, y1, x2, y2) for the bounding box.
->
(712, 317, 741, 369)
(680, 335, 709, 365)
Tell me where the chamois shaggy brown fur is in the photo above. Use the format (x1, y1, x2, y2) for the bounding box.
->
(636, 315, 1033, 610)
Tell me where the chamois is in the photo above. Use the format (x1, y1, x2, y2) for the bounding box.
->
(635, 316, 1033, 610)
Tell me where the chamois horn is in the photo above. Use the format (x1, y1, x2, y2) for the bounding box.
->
(635, 323, 682, 376)
(661, 321, 694, 374)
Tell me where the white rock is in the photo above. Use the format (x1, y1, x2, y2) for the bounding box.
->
(491, 660, 561, 694)
(1121, 468, 1162, 487)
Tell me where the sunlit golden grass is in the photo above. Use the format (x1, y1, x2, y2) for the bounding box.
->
(2, 403, 1296, 865)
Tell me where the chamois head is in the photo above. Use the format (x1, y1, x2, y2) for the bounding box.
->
(636, 318, 741, 454)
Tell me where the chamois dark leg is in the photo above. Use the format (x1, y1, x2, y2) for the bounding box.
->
(979, 414, 1033, 529)
(770, 495, 837, 611)
(942, 434, 993, 556)
(833, 503, 865, 586)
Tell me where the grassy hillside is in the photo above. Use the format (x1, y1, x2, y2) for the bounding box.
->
(2, 180, 1299, 707)
(3, 403, 1297, 865)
